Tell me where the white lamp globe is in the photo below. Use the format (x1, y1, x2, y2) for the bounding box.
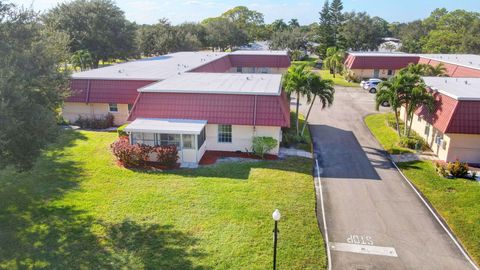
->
(272, 209, 281, 221)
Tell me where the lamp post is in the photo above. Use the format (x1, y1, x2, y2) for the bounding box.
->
(272, 209, 281, 270)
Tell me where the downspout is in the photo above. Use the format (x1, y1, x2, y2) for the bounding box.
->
(253, 95, 257, 136)
(85, 79, 92, 115)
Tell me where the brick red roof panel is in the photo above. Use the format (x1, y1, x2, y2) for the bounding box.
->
(345, 55, 419, 70)
(416, 92, 458, 133)
(128, 92, 290, 127)
(228, 55, 291, 68)
(67, 79, 156, 104)
(447, 100, 480, 134)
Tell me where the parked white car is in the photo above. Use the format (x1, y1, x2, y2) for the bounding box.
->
(362, 78, 383, 93)
(360, 78, 381, 89)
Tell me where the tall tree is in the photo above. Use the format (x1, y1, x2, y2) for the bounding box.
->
(323, 47, 344, 78)
(283, 65, 311, 135)
(270, 19, 288, 32)
(0, 3, 70, 170)
(137, 19, 177, 56)
(221, 6, 264, 42)
(339, 12, 386, 51)
(269, 28, 307, 52)
(71, 50, 94, 71)
(375, 77, 406, 136)
(318, 0, 334, 57)
(301, 76, 335, 136)
(288, 18, 300, 28)
(44, 0, 137, 67)
(329, 0, 344, 44)
(203, 17, 247, 51)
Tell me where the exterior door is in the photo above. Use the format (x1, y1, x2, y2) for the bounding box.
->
(373, 69, 380, 78)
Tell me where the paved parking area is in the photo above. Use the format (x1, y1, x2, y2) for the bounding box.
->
(295, 87, 476, 270)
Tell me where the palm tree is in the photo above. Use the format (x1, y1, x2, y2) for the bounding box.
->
(375, 77, 406, 136)
(400, 63, 447, 77)
(427, 63, 448, 77)
(323, 47, 344, 78)
(283, 64, 311, 135)
(300, 75, 335, 136)
(71, 50, 93, 71)
(404, 81, 435, 137)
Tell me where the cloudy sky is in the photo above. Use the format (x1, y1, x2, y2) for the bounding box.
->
(8, 0, 480, 25)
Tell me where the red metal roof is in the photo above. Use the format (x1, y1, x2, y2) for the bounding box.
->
(128, 91, 290, 127)
(416, 91, 480, 134)
(68, 79, 156, 104)
(345, 54, 419, 70)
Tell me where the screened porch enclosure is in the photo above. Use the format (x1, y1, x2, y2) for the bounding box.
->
(124, 118, 207, 164)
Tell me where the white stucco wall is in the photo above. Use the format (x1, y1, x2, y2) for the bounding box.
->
(348, 68, 397, 80)
(400, 107, 480, 163)
(62, 102, 130, 126)
(205, 124, 281, 155)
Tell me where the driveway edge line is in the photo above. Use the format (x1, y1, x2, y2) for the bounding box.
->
(391, 160, 479, 270)
(315, 158, 332, 270)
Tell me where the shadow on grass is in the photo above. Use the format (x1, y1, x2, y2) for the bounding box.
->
(0, 130, 208, 269)
(396, 160, 423, 170)
(136, 156, 312, 180)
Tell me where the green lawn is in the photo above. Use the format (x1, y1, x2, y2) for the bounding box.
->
(318, 70, 358, 87)
(365, 113, 414, 154)
(0, 130, 325, 269)
(397, 160, 480, 264)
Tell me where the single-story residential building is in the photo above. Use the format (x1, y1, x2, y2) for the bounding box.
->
(64, 50, 291, 166)
(65, 51, 290, 125)
(344, 52, 480, 81)
(400, 77, 480, 163)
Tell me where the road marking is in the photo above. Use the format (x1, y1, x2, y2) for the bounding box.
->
(392, 161, 480, 270)
(347, 234, 374, 246)
(330, 242, 398, 257)
(315, 158, 332, 270)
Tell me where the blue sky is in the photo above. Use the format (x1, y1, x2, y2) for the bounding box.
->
(9, 0, 480, 25)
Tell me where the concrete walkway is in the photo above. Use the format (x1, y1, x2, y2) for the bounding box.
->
(279, 147, 312, 159)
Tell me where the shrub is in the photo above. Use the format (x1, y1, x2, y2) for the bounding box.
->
(75, 113, 114, 129)
(117, 124, 128, 137)
(252, 136, 278, 158)
(110, 137, 149, 167)
(399, 137, 428, 151)
(111, 137, 178, 168)
(153, 145, 178, 167)
(435, 162, 449, 178)
(447, 159, 469, 178)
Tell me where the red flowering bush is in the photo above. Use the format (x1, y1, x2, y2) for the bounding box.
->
(153, 145, 178, 167)
(110, 137, 150, 167)
(110, 138, 178, 168)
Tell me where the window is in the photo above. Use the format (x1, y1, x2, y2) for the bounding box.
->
(182, 134, 194, 149)
(143, 133, 155, 146)
(424, 123, 430, 137)
(197, 127, 206, 150)
(259, 67, 269, 74)
(218, 125, 232, 143)
(109, 103, 118, 112)
(417, 115, 422, 122)
(128, 104, 133, 112)
(387, 70, 394, 76)
(131, 132, 143, 144)
(236, 67, 243, 73)
(159, 134, 180, 147)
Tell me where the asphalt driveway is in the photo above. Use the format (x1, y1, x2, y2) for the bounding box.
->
(295, 87, 477, 270)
